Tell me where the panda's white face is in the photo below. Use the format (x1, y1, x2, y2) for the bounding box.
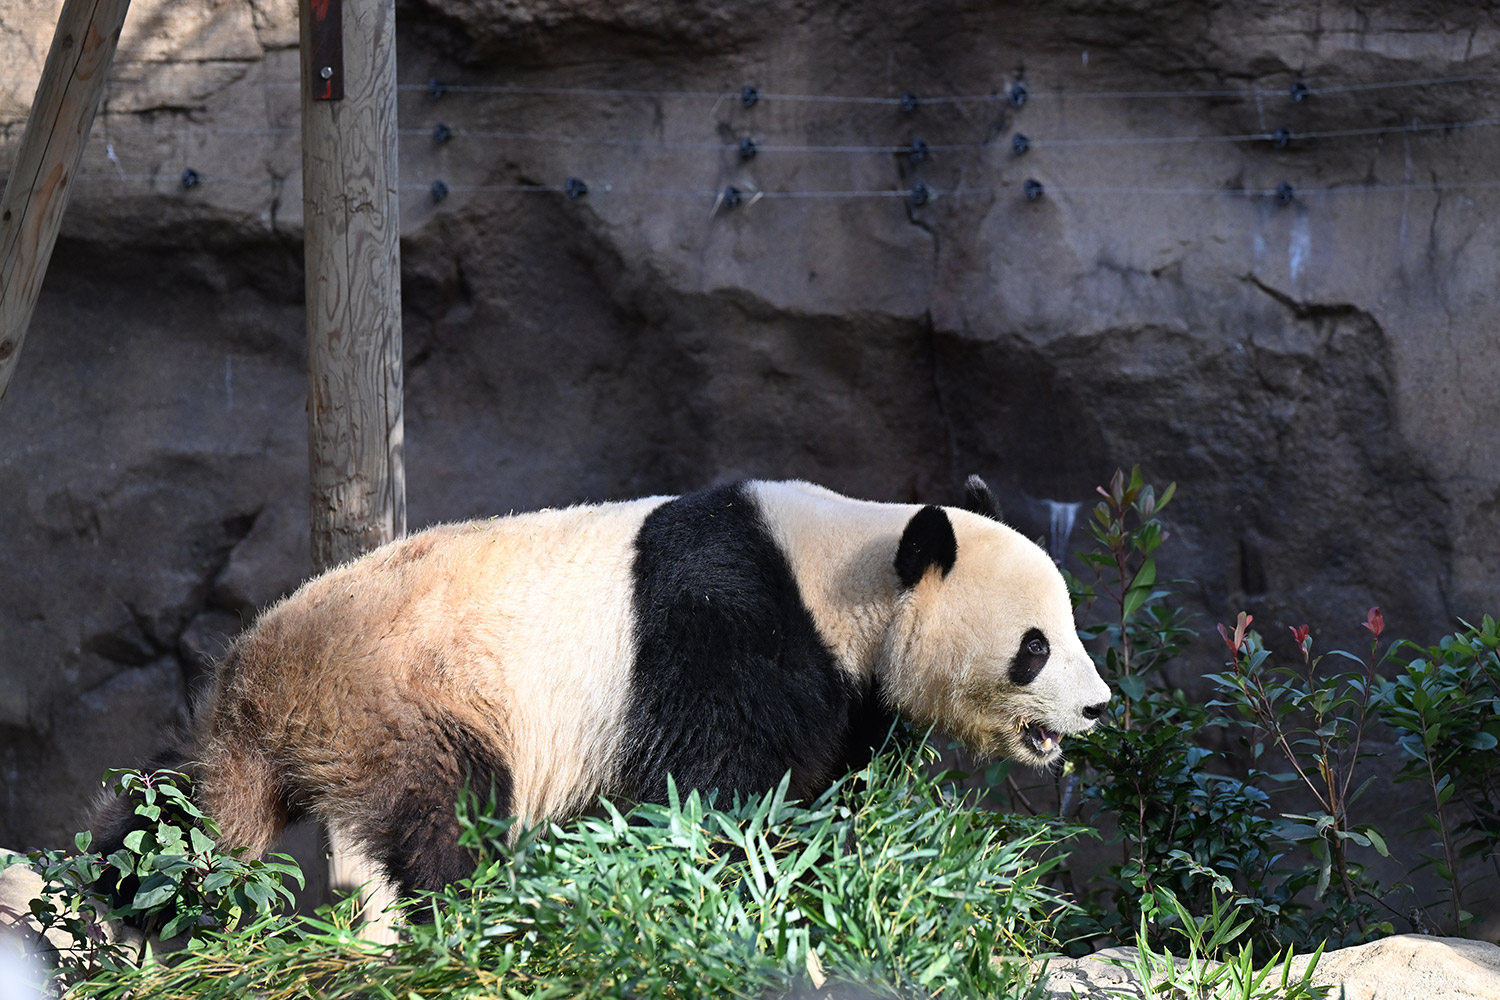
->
(882, 509, 1110, 766)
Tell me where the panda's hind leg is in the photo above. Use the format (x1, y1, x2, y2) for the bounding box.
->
(338, 709, 514, 903)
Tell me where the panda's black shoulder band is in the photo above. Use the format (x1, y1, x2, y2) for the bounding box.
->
(895, 505, 958, 588)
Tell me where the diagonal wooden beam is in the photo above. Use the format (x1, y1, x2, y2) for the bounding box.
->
(0, 0, 132, 405)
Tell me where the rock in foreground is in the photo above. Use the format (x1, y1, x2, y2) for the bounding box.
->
(1045, 934, 1500, 999)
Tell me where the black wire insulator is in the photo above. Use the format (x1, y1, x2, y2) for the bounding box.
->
(909, 138, 930, 163)
(1290, 81, 1310, 102)
(430, 180, 449, 203)
(722, 186, 742, 208)
(565, 177, 588, 199)
(1023, 178, 1044, 200)
(428, 78, 446, 100)
(432, 123, 452, 145)
(180, 168, 201, 190)
(1009, 81, 1029, 107)
(738, 137, 758, 160)
(900, 92, 919, 113)
(741, 86, 759, 108)
(1011, 133, 1030, 156)
(1272, 127, 1291, 148)
(910, 182, 931, 207)
(1275, 181, 1295, 205)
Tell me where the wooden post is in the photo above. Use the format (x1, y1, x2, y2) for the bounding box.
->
(0, 0, 131, 405)
(299, 0, 404, 935)
(301, 0, 405, 571)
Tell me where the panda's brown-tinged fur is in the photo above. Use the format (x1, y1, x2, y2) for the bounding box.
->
(91, 479, 1108, 903)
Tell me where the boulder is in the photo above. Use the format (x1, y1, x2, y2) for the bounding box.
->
(0, 855, 71, 959)
(0, 850, 147, 972)
(1294, 935, 1500, 1000)
(1044, 946, 1154, 998)
(1044, 935, 1500, 999)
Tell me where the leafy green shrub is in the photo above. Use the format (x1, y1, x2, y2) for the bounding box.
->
(0, 768, 301, 991)
(981, 466, 1492, 958)
(1112, 869, 1330, 1000)
(1205, 613, 1397, 946)
(1068, 467, 1194, 727)
(69, 744, 1075, 1000)
(1373, 616, 1500, 928)
(1025, 468, 1303, 952)
(1076, 722, 1282, 939)
(1042, 465, 1499, 954)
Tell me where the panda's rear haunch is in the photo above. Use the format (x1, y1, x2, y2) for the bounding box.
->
(92, 478, 1110, 900)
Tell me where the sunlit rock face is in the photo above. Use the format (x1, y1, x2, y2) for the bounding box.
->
(1, 0, 1496, 883)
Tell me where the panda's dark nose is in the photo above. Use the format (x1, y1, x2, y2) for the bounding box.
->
(1081, 701, 1108, 720)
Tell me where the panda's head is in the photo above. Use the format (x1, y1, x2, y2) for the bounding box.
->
(879, 477, 1110, 767)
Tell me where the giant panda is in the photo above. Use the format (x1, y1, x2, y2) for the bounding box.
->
(93, 476, 1109, 900)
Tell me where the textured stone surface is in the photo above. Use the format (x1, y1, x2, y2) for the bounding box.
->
(1043, 935, 1500, 999)
(0, 856, 69, 956)
(1, 0, 1497, 929)
(0, 850, 148, 968)
(1293, 934, 1500, 1000)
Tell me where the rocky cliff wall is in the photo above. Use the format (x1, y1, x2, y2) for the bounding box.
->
(1, 0, 1497, 875)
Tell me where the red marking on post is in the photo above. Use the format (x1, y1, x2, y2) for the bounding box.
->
(308, 0, 344, 101)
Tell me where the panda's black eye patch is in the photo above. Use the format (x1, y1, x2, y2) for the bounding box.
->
(1009, 628, 1050, 685)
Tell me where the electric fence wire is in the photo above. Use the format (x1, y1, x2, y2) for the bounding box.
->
(68, 173, 1500, 201)
(4, 68, 1496, 206)
(2, 68, 1499, 104)
(6, 113, 1499, 154)
(389, 71, 1500, 103)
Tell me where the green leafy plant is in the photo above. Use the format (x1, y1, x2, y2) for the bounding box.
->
(1078, 723, 1283, 940)
(1039, 468, 1444, 953)
(70, 746, 1076, 1000)
(1106, 869, 1330, 1000)
(0, 768, 302, 989)
(1205, 613, 1396, 946)
(1373, 615, 1500, 928)
(1069, 466, 1194, 727)
(1038, 468, 1296, 952)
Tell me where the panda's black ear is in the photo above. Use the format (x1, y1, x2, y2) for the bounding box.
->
(895, 505, 957, 588)
(963, 474, 1002, 522)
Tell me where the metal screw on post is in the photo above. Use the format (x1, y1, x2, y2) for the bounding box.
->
(180, 167, 201, 190)
(910, 182, 931, 207)
(320, 66, 333, 80)
(1011, 133, 1030, 156)
(565, 177, 588, 199)
(1023, 178, 1044, 200)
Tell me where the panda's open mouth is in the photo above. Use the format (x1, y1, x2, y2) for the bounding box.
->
(1022, 721, 1063, 757)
